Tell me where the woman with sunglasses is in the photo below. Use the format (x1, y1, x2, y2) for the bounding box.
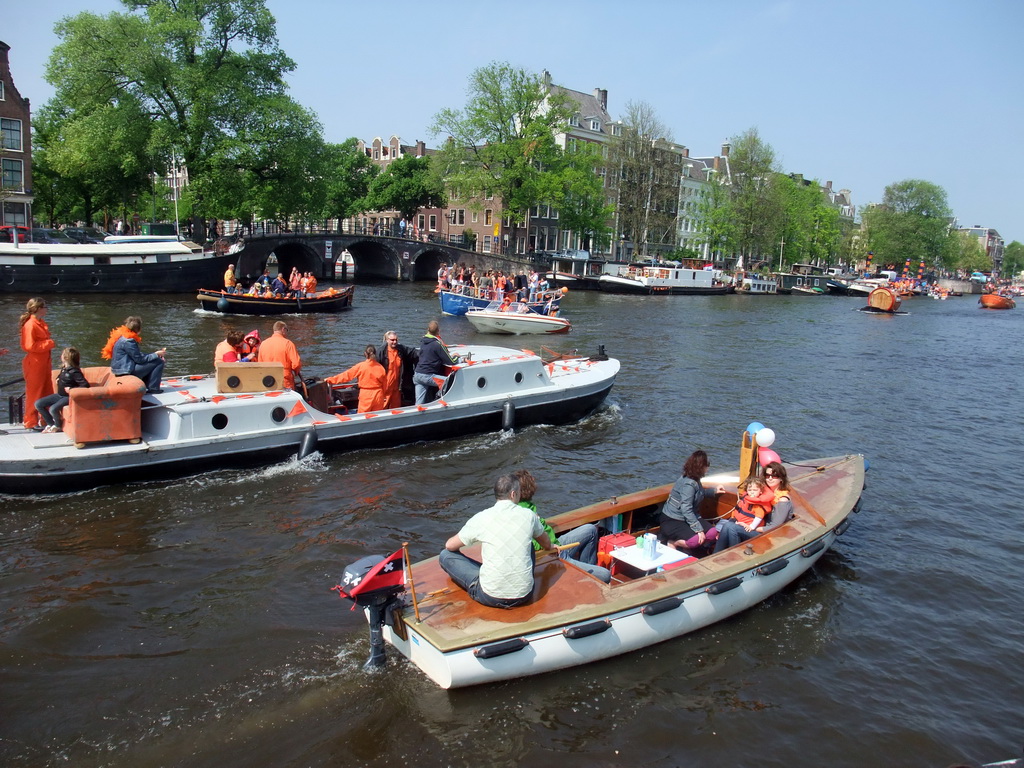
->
(714, 461, 794, 552)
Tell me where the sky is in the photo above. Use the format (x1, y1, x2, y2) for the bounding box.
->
(4, 0, 1023, 243)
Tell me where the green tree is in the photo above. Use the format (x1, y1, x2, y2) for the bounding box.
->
(695, 175, 736, 265)
(429, 61, 573, 246)
(362, 155, 446, 221)
(44, 0, 308, 223)
(726, 127, 783, 265)
(950, 230, 990, 273)
(607, 101, 679, 259)
(323, 139, 379, 222)
(862, 179, 953, 270)
(1002, 240, 1024, 278)
(552, 141, 613, 252)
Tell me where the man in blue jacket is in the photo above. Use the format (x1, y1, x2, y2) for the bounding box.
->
(412, 320, 459, 404)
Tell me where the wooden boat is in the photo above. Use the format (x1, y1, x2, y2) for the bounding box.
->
(197, 286, 355, 314)
(598, 264, 730, 295)
(439, 286, 563, 316)
(978, 293, 1016, 310)
(337, 437, 864, 689)
(860, 286, 903, 313)
(791, 285, 825, 296)
(465, 301, 571, 335)
(774, 264, 828, 295)
(0, 239, 232, 293)
(0, 344, 618, 494)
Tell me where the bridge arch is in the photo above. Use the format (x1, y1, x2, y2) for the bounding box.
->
(234, 239, 322, 284)
(344, 239, 402, 280)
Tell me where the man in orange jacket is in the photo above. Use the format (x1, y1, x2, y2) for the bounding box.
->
(257, 321, 302, 389)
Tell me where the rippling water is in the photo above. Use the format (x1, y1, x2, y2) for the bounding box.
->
(1, 285, 1022, 767)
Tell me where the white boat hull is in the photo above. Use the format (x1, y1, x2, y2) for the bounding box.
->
(465, 310, 571, 334)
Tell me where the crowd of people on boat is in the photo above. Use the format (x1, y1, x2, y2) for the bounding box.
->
(222, 265, 333, 300)
(436, 455, 794, 610)
(437, 262, 562, 306)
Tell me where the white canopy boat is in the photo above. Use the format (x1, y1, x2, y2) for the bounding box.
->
(336, 434, 865, 689)
(465, 301, 571, 335)
(0, 344, 618, 494)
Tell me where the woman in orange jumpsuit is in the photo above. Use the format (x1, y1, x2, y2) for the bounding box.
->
(19, 297, 56, 430)
(325, 345, 386, 413)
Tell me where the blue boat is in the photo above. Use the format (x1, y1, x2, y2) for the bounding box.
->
(439, 287, 562, 316)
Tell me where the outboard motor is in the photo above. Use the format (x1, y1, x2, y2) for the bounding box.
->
(334, 553, 406, 670)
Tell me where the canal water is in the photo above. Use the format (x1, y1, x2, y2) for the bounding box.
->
(1, 285, 1021, 767)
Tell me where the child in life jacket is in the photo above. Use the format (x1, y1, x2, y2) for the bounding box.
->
(723, 476, 775, 534)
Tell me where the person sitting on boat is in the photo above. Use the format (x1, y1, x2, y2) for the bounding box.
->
(255, 270, 271, 290)
(412, 320, 460, 405)
(712, 476, 773, 553)
(658, 450, 725, 554)
(289, 267, 301, 295)
(35, 346, 89, 434)
(325, 345, 386, 413)
(377, 331, 419, 408)
(240, 330, 261, 362)
(102, 316, 167, 394)
(715, 462, 793, 552)
(214, 330, 245, 365)
(439, 474, 552, 609)
(257, 321, 301, 390)
(271, 274, 288, 297)
(499, 294, 514, 312)
(512, 469, 611, 583)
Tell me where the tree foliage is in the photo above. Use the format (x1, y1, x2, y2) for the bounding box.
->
(429, 62, 572, 227)
(552, 141, 613, 252)
(726, 127, 783, 263)
(42, 0, 316, 223)
(362, 155, 446, 221)
(1002, 240, 1024, 277)
(861, 179, 954, 269)
(322, 139, 379, 222)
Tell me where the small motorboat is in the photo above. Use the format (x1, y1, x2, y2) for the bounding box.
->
(439, 287, 564, 316)
(465, 301, 571, 334)
(336, 429, 864, 689)
(979, 293, 1016, 310)
(197, 286, 354, 314)
(0, 344, 618, 494)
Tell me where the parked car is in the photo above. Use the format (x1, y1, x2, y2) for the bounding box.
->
(31, 228, 79, 244)
(0, 225, 31, 243)
(64, 226, 113, 244)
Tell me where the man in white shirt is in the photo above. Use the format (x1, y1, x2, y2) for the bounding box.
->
(439, 474, 551, 609)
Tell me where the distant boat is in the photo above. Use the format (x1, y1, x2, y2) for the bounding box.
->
(735, 272, 778, 295)
(0, 239, 232, 293)
(466, 301, 571, 334)
(773, 263, 829, 295)
(978, 293, 1016, 310)
(598, 264, 730, 295)
(439, 287, 563, 316)
(858, 286, 905, 314)
(196, 286, 355, 315)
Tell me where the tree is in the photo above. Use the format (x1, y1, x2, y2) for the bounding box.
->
(607, 101, 678, 259)
(950, 230, 990, 273)
(1002, 240, 1024, 277)
(322, 139, 379, 222)
(552, 141, 613, 252)
(861, 179, 953, 269)
(362, 155, 446, 221)
(430, 62, 573, 245)
(44, 0, 309, 223)
(726, 127, 783, 265)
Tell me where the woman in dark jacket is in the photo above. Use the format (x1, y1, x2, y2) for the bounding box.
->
(35, 347, 89, 433)
(659, 450, 725, 552)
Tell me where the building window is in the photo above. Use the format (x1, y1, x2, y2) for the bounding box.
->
(0, 81, 5, 100)
(472, 211, 478, 223)
(485, 209, 492, 226)
(590, 120, 600, 131)
(1, 118, 22, 152)
(429, 214, 437, 231)
(612, 124, 622, 137)
(483, 235, 492, 253)
(1, 158, 23, 191)
(418, 214, 425, 230)
(569, 115, 580, 127)
(373, 149, 380, 159)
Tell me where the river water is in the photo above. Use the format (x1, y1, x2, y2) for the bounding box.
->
(1, 284, 1021, 767)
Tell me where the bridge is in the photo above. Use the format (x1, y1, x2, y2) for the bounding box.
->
(228, 227, 545, 285)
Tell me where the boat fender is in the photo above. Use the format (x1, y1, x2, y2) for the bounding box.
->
(474, 637, 528, 659)
(706, 577, 743, 595)
(801, 540, 825, 557)
(756, 559, 789, 576)
(217, 296, 230, 312)
(501, 399, 515, 431)
(642, 597, 684, 616)
(835, 518, 852, 536)
(852, 497, 863, 514)
(563, 620, 612, 639)
(298, 427, 318, 460)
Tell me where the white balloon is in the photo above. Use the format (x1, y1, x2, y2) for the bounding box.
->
(755, 427, 776, 447)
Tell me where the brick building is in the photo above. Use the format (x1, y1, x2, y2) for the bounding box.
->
(0, 40, 33, 228)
